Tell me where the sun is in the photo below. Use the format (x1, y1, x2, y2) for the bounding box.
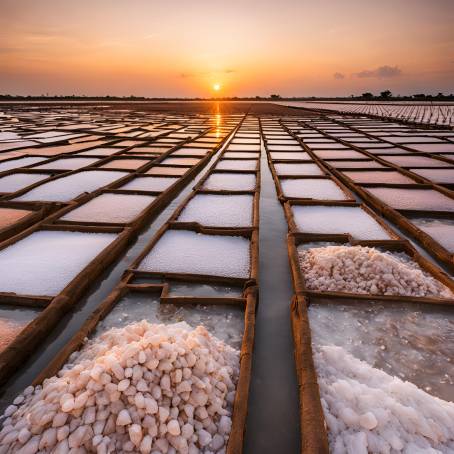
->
(213, 83, 221, 92)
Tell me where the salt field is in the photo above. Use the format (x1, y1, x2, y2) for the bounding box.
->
(410, 168, 454, 184)
(0, 306, 40, 353)
(409, 217, 454, 252)
(291, 205, 391, 240)
(278, 101, 454, 127)
(31, 157, 100, 170)
(202, 173, 256, 191)
(274, 163, 324, 176)
(0, 105, 453, 454)
(367, 187, 454, 212)
(119, 176, 178, 192)
(177, 194, 253, 227)
(0, 172, 49, 193)
(281, 178, 349, 200)
(0, 230, 117, 296)
(342, 170, 414, 184)
(308, 300, 454, 451)
(14, 170, 129, 202)
(2, 0, 448, 444)
(0, 207, 33, 230)
(137, 230, 251, 278)
(61, 193, 156, 224)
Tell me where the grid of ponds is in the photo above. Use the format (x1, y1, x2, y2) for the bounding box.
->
(262, 114, 454, 453)
(0, 105, 453, 454)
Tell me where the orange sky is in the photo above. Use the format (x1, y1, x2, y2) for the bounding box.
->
(1, 0, 453, 97)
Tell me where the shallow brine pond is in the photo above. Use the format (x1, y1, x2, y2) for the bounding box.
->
(14, 171, 128, 202)
(0, 230, 117, 296)
(0, 306, 40, 353)
(138, 230, 250, 278)
(291, 205, 391, 240)
(96, 293, 244, 349)
(61, 193, 156, 224)
(408, 217, 454, 252)
(177, 194, 253, 227)
(367, 187, 454, 212)
(281, 179, 349, 200)
(309, 300, 454, 452)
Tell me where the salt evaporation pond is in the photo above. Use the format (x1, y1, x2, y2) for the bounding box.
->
(407, 143, 454, 153)
(138, 230, 250, 278)
(409, 168, 454, 184)
(0, 207, 33, 230)
(409, 217, 454, 252)
(215, 160, 257, 171)
(203, 173, 256, 191)
(0, 156, 47, 173)
(274, 163, 324, 176)
(0, 230, 117, 296)
(14, 170, 128, 202)
(281, 179, 349, 200)
(223, 152, 259, 159)
(0, 173, 49, 193)
(32, 157, 100, 170)
(160, 157, 200, 166)
(177, 194, 253, 227)
(166, 281, 243, 299)
(96, 293, 244, 349)
(119, 176, 178, 192)
(327, 160, 385, 169)
(228, 143, 260, 151)
(100, 159, 150, 170)
(291, 206, 391, 240)
(146, 166, 188, 176)
(382, 155, 452, 167)
(269, 152, 311, 160)
(309, 301, 454, 453)
(313, 150, 365, 160)
(173, 148, 209, 156)
(308, 143, 348, 150)
(342, 170, 414, 184)
(77, 147, 120, 156)
(61, 193, 156, 224)
(267, 140, 300, 146)
(367, 187, 454, 212)
(268, 145, 305, 152)
(0, 305, 40, 353)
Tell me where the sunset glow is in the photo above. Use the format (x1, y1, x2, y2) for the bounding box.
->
(1, 0, 453, 97)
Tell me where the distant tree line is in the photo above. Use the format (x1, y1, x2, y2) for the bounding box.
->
(359, 91, 454, 101)
(1, 92, 453, 102)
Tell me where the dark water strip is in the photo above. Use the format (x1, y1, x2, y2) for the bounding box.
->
(244, 132, 300, 453)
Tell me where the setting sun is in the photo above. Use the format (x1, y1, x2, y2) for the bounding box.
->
(213, 83, 221, 92)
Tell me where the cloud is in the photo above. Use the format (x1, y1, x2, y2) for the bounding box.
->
(354, 65, 402, 79)
(333, 72, 345, 80)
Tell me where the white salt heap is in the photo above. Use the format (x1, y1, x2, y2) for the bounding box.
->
(0, 321, 239, 453)
(298, 245, 452, 298)
(315, 345, 454, 453)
